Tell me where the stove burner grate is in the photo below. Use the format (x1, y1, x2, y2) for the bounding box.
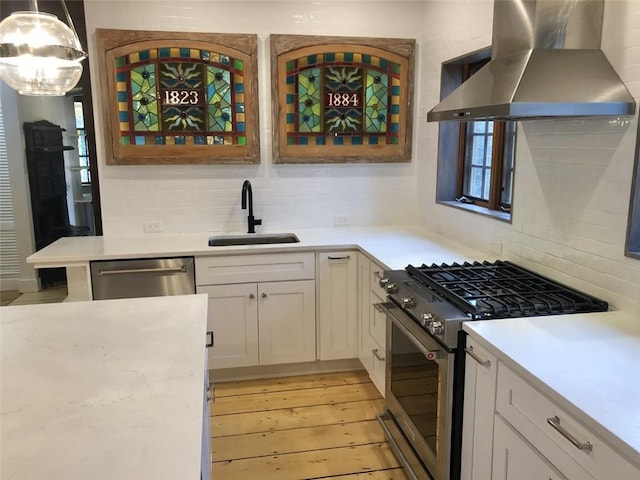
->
(406, 260, 608, 319)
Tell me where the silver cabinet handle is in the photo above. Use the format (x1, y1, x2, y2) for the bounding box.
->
(465, 345, 491, 368)
(99, 265, 186, 275)
(373, 303, 384, 312)
(373, 270, 383, 280)
(249, 293, 255, 299)
(372, 348, 385, 361)
(546, 416, 593, 452)
(328, 255, 350, 261)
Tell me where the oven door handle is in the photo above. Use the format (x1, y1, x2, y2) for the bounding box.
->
(377, 302, 443, 359)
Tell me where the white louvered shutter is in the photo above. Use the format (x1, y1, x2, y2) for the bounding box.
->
(0, 96, 20, 282)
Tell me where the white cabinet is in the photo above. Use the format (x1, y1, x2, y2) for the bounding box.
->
(358, 254, 371, 368)
(317, 251, 359, 360)
(201, 359, 212, 480)
(257, 279, 316, 365)
(196, 253, 316, 370)
(198, 283, 259, 369)
(357, 254, 386, 395)
(460, 337, 497, 480)
(492, 415, 567, 480)
(463, 331, 640, 480)
(495, 363, 631, 480)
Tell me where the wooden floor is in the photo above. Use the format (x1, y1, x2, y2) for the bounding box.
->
(0, 284, 67, 306)
(210, 370, 409, 480)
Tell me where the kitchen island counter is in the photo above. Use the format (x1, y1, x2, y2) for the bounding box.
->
(0, 294, 209, 480)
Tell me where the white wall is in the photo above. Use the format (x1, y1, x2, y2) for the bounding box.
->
(0, 82, 80, 292)
(0, 85, 39, 292)
(84, 0, 424, 235)
(83, 0, 640, 314)
(418, 0, 640, 313)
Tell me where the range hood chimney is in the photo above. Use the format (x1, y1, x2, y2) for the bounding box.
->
(427, 0, 636, 122)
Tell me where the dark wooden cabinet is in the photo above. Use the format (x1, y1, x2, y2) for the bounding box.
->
(23, 120, 89, 286)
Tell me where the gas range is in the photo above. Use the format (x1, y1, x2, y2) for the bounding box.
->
(380, 260, 609, 350)
(378, 260, 609, 480)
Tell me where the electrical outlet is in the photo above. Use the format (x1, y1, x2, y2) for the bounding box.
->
(334, 215, 351, 226)
(144, 221, 163, 233)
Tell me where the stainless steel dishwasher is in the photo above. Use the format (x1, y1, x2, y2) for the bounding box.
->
(90, 257, 195, 300)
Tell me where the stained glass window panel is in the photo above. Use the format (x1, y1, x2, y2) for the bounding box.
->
(298, 68, 321, 133)
(113, 47, 247, 147)
(130, 65, 158, 131)
(282, 51, 403, 148)
(271, 35, 414, 163)
(365, 70, 388, 133)
(207, 67, 232, 132)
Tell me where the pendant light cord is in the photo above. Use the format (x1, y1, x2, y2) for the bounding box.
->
(60, 0, 83, 50)
(30, 0, 82, 50)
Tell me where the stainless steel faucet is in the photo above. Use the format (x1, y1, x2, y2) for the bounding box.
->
(241, 180, 262, 234)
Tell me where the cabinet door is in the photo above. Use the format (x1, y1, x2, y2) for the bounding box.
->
(201, 359, 212, 480)
(492, 415, 567, 480)
(258, 280, 316, 365)
(357, 255, 386, 396)
(197, 283, 258, 369)
(317, 252, 359, 360)
(369, 291, 386, 347)
(369, 335, 386, 395)
(461, 337, 498, 480)
(358, 253, 371, 367)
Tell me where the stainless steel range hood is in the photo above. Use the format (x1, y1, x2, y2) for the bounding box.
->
(427, 0, 636, 122)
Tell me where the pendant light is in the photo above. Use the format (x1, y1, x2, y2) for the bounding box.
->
(0, 0, 87, 96)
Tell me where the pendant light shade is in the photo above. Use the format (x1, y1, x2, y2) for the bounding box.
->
(0, 6, 87, 96)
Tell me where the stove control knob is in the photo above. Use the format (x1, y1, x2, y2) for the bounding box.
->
(421, 313, 433, 327)
(429, 320, 444, 335)
(379, 277, 390, 288)
(402, 296, 415, 308)
(385, 282, 398, 294)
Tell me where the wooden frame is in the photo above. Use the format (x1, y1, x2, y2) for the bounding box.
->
(96, 29, 260, 165)
(625, 118, 640, 259)
(270, 34, 415, 164)
(457, 59, 513, 212)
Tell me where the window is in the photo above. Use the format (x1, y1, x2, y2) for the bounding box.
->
(456, 60, 516, 213)
(435, 50, 516, 221)
(73, 100, 90, 184)
(625, 119, 640, 259)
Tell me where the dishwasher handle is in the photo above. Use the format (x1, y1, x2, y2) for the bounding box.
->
(98, 265, 187, 276)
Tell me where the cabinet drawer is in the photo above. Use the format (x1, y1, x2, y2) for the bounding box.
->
(369, 260, 387, 299)
(369, 291, 386, 347)
(196, 253, 315, 285)
(496, 363, 636, 480)
(370, 338, 386, 396)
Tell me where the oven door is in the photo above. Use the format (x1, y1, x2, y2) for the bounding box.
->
(378, 302, 454, 480)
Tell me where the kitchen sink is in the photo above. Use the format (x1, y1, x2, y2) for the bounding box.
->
(208, 233, 300, 247)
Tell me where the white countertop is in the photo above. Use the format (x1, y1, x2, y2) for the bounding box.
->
(0, 294, 208, 480)
(463, 311, 640, 467)
(27, 225, 489, 269)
